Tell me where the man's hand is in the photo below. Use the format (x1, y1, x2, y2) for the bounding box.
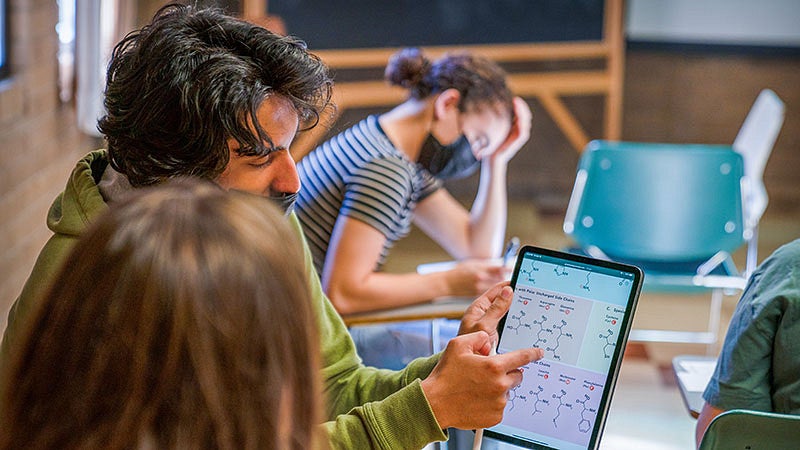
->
(458, 281, 514, 344)
(420, 331, 544, 430)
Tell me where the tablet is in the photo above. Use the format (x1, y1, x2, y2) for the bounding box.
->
(485, 246, 643, 450)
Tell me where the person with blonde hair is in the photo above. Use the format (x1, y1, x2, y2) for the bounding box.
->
(0, 179, 323, 450)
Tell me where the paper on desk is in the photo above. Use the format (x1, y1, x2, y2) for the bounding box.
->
(416, 258, 510, 275)
(678, 359, 718, 392)
(417, 260, 458, 274)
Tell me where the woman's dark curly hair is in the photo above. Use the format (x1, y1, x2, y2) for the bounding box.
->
(98, 3, 333, 187)
(384, 47, 512, 116)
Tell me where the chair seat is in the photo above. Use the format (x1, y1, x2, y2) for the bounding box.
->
(566, 247, 741, 293)
(615, 256, 738, 293)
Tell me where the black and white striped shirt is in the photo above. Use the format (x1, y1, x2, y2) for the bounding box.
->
(296, 115, 441, 274)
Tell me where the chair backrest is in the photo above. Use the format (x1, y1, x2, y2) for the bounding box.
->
(698, 409, 800, 450)
(733, 89, 785, 184)
(564, 140, 745, 263)
(732, 89, 785, 226)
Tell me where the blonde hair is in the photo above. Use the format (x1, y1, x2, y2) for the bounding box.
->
(0, 178, 322, 450)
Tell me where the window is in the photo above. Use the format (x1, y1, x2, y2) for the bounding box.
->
(57, 0, 75, 101)
(0, 0, 8, 79)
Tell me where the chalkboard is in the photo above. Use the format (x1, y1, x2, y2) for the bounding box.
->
(270, 0, 605, 50)
(268, 0, 623, 157)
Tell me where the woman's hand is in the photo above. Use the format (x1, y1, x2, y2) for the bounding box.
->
(485, 97, 533, 166)
(444, 260, 509, 297)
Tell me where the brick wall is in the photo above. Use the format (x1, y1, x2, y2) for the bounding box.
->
(624, 50, 800, 219)
(0, 0, 92, 330)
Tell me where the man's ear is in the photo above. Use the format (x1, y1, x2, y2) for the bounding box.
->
(433, 88, 461, 120)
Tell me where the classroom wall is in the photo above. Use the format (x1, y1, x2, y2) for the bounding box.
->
(627, 0, 800, 47)
(436, 1, 800, 214)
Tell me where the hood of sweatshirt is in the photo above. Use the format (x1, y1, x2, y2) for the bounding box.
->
(46, 150, 111, 238)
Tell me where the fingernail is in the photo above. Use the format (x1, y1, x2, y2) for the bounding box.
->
(501, 286, 513, 299)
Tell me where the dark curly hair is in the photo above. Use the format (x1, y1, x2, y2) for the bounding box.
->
(98, 4, 333, 187)
(384, 47, 513, 116)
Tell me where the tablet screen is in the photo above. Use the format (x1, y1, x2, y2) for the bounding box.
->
(486, 246, 642, 449)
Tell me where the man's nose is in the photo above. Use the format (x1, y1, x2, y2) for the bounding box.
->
(271, 150, 301, 194)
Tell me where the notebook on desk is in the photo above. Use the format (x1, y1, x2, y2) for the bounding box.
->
(416, 258, 509, 275)
(672, 355, 718, 418)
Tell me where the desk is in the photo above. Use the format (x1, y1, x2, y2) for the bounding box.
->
(341, 259, 501, 327)
(341, 259, 503, 347)
(672, 355, 718, 418)
(342, 297, 473, 355)
(341, 297, 472, 327)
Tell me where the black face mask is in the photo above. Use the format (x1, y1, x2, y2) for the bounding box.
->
(417, 133, 480, 180)
(268, 191, 298, 215)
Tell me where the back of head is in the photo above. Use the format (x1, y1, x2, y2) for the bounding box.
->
(99, 3, 333, 187)
(0, 178, 322, 450)
(384, 47, 513, 116)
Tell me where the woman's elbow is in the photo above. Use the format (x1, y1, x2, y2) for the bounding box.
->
(325, 285, 362, 315)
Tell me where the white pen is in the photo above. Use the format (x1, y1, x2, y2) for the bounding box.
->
(472, 342, 498, 450)
(502, 236, 520, 267)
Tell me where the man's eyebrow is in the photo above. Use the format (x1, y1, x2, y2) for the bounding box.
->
(258, 146, 287, 157)
(238, 144, 287, 157)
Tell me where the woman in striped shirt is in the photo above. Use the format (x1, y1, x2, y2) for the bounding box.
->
(296, 47, 532, 368)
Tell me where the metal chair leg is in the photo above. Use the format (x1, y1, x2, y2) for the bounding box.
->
(706, 288, 724, 356)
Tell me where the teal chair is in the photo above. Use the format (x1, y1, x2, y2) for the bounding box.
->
(563, 140, 752, 345)
(698, 409, 800, 450)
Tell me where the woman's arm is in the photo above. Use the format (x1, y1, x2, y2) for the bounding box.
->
(413, 186, 504, 260)
(321, 216, 505, 314)
(413, 97, 532, 260)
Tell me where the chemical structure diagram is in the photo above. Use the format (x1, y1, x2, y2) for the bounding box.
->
(521, 268, 537, 284)
(506, 310, 532, 335)
(531, 314, 551, 347)
(551, 389, 573, 428)
(529, 385, 549, 416)
(553, 264, 569, 277)
(506, 363, 533, 412)
(546, 319, 574, 361)
(520, 261, 539, 284)
(507, 384, 528, 411)
(581, 272, 591, 292)
(575, 394, 596, 433)
(599, 329, 616, 359)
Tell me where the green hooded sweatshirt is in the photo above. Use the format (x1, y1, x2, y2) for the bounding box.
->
(1, 150, 447, 449)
